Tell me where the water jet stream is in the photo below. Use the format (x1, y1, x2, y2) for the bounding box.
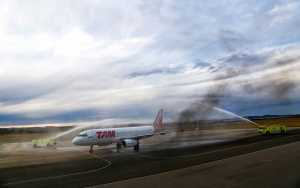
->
(213, 107, 259, 127)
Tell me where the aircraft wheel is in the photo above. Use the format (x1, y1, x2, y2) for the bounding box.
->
(116, 143, 121, 152)
(134, 144, 139, 152)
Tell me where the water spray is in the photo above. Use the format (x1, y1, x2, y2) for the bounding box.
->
(213, 107, 260, 127)
(51, 126, 82, 140)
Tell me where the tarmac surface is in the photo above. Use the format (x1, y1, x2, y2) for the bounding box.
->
(1, 129, 300, 188)
(93, 140, 300, 188)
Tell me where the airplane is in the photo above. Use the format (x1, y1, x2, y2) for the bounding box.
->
(72, 109, 164, 153)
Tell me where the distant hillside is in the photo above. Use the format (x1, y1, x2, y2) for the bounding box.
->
(0, 126, 74, 134)
(246, 114, 300, 120)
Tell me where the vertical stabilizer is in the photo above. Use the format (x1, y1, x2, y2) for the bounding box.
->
(153, 109, 164, 131)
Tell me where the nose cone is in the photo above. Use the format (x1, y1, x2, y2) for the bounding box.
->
(72, 137, 81, 145)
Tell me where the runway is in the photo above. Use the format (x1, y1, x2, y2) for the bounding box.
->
(1, 129, 300, 188)
(94, 140, 300, 188)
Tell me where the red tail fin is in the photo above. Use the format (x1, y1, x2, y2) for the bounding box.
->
(153, 109, 163, 130)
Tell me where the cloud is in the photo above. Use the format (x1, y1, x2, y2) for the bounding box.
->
(127, 67, 182, 78)
(0, 0, 300, 124)
(268, 1, 300, 25)
(218, 30, 251, 52)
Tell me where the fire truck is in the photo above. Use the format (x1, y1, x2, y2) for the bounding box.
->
(258, 124, 287, 135)
(32, 138, 56, 148)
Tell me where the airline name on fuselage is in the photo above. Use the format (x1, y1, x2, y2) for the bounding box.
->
(96, 130, 116, 139)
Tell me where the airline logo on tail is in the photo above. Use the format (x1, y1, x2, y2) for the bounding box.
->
(153, 109, 164, 130)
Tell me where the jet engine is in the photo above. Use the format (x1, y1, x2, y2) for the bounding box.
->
(122, 139, 138, 147)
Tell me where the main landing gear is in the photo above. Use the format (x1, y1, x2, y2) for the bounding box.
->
(133, 139, 140, 152)
(116, 142, 122, 152)
(89, 145, 94, 153)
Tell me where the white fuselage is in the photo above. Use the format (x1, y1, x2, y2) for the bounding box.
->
(72, 126, 154, 146)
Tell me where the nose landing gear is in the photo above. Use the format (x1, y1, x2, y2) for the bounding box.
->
(116, 142, 121, 152)
(133, 139, 139, 152)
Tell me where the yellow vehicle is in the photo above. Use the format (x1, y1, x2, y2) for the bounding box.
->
(257, 124, 287, 135)
(32, 138, 56, 148)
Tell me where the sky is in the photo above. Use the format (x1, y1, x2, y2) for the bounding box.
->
(0, 0, 300, 125)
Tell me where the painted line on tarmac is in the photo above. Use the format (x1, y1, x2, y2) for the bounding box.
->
(3, 154, 112, 186)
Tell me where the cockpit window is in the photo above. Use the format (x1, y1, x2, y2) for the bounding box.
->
(78, 131, 88, 137)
